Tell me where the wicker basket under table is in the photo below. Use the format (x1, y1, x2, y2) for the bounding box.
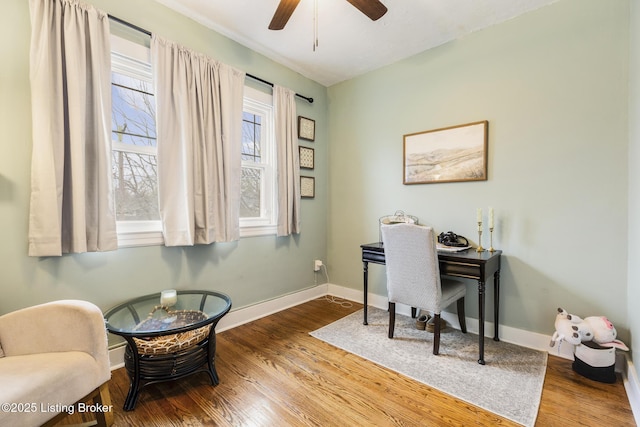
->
(132, 306, 211, 355)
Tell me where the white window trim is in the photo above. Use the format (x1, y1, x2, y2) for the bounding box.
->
(240, 86, 277, 237)
(116, 221, 163, 247)
(111, 34, 163, 248)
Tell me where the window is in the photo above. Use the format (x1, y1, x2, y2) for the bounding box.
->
(109, 28, 277, 245)
(241, 111, 262, 217)
(111, 34, 163, 247)
(240, 87, 277, 236)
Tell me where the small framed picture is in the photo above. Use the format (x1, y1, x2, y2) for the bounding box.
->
(298, 116, 315, 141)
(300, 176, 315, 198)
(299, 146, 314, 169)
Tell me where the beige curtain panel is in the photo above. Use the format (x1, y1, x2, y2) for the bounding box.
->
(152, 36, 246, 246)
(28, 0, 116, 256)
(274, 85, 301, 236)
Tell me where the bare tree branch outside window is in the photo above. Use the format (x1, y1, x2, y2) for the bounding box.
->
(241, 112, 262, 218)
(111, 72, 159, 221)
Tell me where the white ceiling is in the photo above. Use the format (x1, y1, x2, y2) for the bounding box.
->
(152, 0, 559, 87)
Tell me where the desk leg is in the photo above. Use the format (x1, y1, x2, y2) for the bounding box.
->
(494, 270, 501, 342)
(363, 261, 369, 325)
(478, 279, 486, 365)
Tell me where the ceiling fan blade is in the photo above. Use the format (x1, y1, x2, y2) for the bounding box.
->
(345, 0, 388, 21)
(269, 0, 301, 30)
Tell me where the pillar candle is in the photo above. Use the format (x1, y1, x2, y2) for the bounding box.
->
(160, 289, 178, 306)
(489, 208, 494, 229)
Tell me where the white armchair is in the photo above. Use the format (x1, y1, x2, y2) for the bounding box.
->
(0, 300, 113, 427)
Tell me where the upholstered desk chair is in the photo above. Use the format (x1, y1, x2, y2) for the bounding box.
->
(381, 223, 467, 354)
(0, 300, 113, 427)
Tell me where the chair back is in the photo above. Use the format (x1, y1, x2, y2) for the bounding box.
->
(380, 223, 442, 313)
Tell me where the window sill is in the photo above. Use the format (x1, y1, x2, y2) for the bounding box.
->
(240, 224, 277, 238)
(117, 224, 276, 248)
(117, 220, 163, 248)
(117, 230, 164, 248)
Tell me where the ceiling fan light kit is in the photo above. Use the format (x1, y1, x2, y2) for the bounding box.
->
(269, 0, 388, 31)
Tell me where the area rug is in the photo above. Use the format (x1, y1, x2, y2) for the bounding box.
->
(310, 307, 547, 427)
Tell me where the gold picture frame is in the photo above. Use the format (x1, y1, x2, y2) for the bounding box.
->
(300, 176, 315, 198)
(403, 120, 488, 185)
(298, 116, 315, 141)
(299, 146, 314, 169)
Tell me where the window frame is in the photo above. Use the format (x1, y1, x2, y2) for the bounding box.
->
(240, 86, 278, 237)
(111, 34, 164, 247)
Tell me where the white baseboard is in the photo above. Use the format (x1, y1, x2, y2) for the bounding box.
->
(108, 345, 126, 370)
(106, 282, 640, 423)
(623, 358, 640, 425)
(215, 284, 329, 333)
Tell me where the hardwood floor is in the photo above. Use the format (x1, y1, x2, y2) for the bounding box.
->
(61, 298, 635, 426)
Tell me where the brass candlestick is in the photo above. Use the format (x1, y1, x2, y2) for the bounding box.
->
(476, 222, 485, 252)
(489, 227, 496, 253)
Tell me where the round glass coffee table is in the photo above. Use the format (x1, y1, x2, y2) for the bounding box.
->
(104, 290, 231, 411)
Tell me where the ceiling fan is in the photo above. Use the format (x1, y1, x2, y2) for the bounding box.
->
(269, 0, 388, 30)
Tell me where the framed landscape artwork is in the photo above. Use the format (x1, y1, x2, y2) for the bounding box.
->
(403, 121, 488, 185)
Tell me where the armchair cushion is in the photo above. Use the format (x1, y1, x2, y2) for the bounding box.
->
(0, 300, 111, 426)
(0, 352, 99, 425)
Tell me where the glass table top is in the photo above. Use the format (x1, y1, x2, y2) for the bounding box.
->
(104, 290, 231, 336)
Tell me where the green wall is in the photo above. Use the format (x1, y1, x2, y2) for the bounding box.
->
(0, 0, 328, 315)
(629, 0, 640, 366)
(327, 0, 631, 341)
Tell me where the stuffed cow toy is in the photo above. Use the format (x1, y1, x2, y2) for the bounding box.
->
(582, 315, 628, 350)
(550, 307, 628, 351)
(550, 308, 583, 347)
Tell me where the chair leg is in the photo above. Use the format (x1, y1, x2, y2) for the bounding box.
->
(457, 297, 467, 334)
(388, 302, 396, 338)
(94, 382, 114, 427)
(42, 383, 114, 427)
(411, 307, 417, 318)
(433, 313, 441, 355)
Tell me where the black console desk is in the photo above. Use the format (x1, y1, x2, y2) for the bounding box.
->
(361, 242, 502, 365)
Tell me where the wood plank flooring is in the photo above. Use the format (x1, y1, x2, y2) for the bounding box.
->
(59, 298, 635, 426)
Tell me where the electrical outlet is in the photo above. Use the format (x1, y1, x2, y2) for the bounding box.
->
(314, 259, 323, 272)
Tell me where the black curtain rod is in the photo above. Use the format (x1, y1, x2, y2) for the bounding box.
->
(108, 15, 314, 104)
(245, 73, 313, 104)
(109, 15, 150, 36)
